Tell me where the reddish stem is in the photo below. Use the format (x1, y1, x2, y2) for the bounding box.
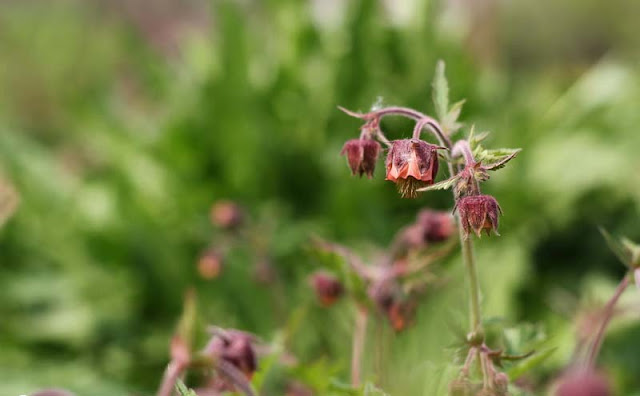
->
(586, 273, 630, 367)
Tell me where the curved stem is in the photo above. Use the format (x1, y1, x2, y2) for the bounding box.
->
(452, 140, 476, 166)
(351, 307, 369, 387)
(339, 106, 452, 149)
(586, 272, 630, 367)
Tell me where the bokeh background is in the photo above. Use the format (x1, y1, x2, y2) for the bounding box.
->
(1, 0, 640, 394)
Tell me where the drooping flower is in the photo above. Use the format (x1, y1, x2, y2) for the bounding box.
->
(309, 271, 344, 307)
(385, 139, 442, 198)
(341, 138, 381, 178)
(455, 195, 502, 238)
(205, 330, 258, 380)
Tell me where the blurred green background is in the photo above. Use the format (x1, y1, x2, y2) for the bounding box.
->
(1, 0, 640, 395)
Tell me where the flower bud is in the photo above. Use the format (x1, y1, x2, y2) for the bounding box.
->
(417, 210, 455, 242)
(385, 139, 442, 198)
(206, 330, 258, 380)
(493, 372, 509, 394)
(341, 138, 381, 178)
(455, 195, 502, 238)
(555, 369, 611, 396)
(309, 271, 344, 307)
(386, 299, 416, 332)
(198, 249, 223, 279)
(210, 200, 243, 229)
(448, 378, 473, 396)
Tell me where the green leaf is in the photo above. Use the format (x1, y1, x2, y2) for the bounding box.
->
(484, 149, 522, 171)
(599, 228, 633, 268)
(176, 380, 198, 396)
(432, 60, 449, 122)
(442, 99, 465, 135)
(417, 175, 460, 192)
(474, 146, 521, 168)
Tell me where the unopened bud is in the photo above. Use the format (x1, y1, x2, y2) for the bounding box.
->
(341, 138, 381, 178)
(210, 200, 243, 229)
(493, 372, 509, 394)
(310, 271, 344, 307)
(198, 250, 223, 279)
(455, 195, 502, 238)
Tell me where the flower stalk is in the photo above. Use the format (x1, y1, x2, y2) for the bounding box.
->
(586, 271, 631, 367)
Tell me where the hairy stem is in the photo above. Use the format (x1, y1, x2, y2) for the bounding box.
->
(339, 106, 452, 148)
(586, 272, 630, 367)
(351, 307, 369, 387)
(452, 140, 475, 166)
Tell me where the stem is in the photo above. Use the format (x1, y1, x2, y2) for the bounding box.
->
(461, 232, 482, 333)
(586, 273, 630, 367)
(452, 140, 475, 166)
(351, 307, 369, 387)
(339, 106, 452, 149)
(157, 361, 186, 396)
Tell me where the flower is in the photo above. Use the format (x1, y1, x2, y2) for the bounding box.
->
(210, 200, 243, 229)
(205, 330, 258, 379)
(198, 249, 224, 279)
(340, 138, 381, 178)
(309, 271, 344, 307)
(455, 194, 502, 238)
(385, 139, 442, 198)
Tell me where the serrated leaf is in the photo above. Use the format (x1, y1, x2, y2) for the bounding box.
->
(474, 147, 521, 168)
(484, 149, 521, 171)
(442, 99, 465, 135)
(176, 380, 198, 396)
(599, 228, 633, 268)
(417, 175, 460, 193)
(432, 60, 449, 121)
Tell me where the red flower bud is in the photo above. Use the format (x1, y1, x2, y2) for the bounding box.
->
(210, 200, 243, 229)
(206, 330, 258, 380)
(386, 299, 416, 332)
(309, 271, 344, 307)
(555, 369, 611, 396)
(198, 250, 224, 279)
(341, 138, 381, 178)
(455, 195, 502, 238)
(385, 139, 442, 198)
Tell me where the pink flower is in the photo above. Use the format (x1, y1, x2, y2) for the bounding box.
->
(455, 195, 502, 238)
(385, 139, 442, 198)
